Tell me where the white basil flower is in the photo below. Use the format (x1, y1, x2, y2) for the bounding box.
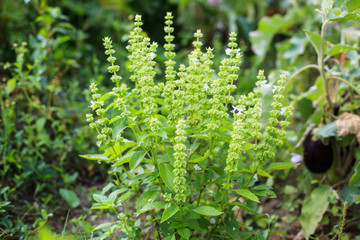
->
(225, 48, 232, 56)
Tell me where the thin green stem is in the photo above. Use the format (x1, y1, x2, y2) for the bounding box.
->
(111, 207, 134, 239)
(284, 64, 320, 96)
(328, 76, 360, 95)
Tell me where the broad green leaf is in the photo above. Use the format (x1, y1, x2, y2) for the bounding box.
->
(136, 191, 159, 210)
(300, 185, 332, 238)
(254, 189, 277, 198)
(101, 183, 114, 195)
(79, 154, 109, 162)
(251, 184, 272, 191)
(167, 147, 176, 166)
(6, 78, 16, 94)
(328, 44, 358, 57)
(250, 10, 302, 62)
(238, 161, 252, 172)
(250, 15, 281, 61)
(129, 150, 146, 171)
(304, 30, 322, 55)
(229, 201, 259, 215)
(35, 118, 46, 133)
(189, 155, 207, 163)
(158, 130, 168, 142)
(109, 116, 122, 125)
(136, 201, 165, 214)
(264, 162, 299, 172)
(233, 189, 260, 203)
(0, 201, 11, 208)
(112, 124, 127, 139)
(108, 189, 126, 204)
(159, 163, 175, 191)
(177, 228, 191, 240)
(300, 77, 325, 103)
(339, 186, 360, 203)
(345, 0, 360, 11)
(93, 194, 108, 203)
(93, 222, 113, 231)
(277, 36, 308, 64)
(256, 169, 272, 178)
(192, 206, 223, 216)
(137, 132, 156, 146)
(91, 203, 111, 210)
(59, 188, 80, 208)
(99, 92, 116, 102)
(119, 191, 134, 203)
(349, 161, 360, 186)
(161, 205, 179, 223)
(328, 12, 360, 21)
(162, 234, 176, 240)
(114, 147, 137, 166)
(314, 122, 337, 138)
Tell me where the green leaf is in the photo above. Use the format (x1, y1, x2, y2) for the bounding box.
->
(59, 188, 80, 208)
(177, 228, 191, 240)
(114, 149, 136, 166)
(98, 92, 116, 102)
(136, 201, 165, 214)
(93, 194, 108, 203)
(328, 44, 358, 57)
(314, 122, 337, 138)
(162, 234, 176, 240)
(299, 185, 332, 238)
(6, 78, 16, 94)
(79, 154, 109, 162)
(304, 30, 322, 55)
(101, 183, 114, 195)
(136, 191, 159, 210)
(345, 0, 360, 11)
(93, 222, 113, 231)
(229, 201, 259, 215)
(109, 116, 122, 125)
(339, 186, 360, 203)
(118, 191, 134, 203)
(256, 169, 272, 177)
(192, 206, 223, 216)
(158, 130, 168, 142)
(159, 163, 175, 191)
(232, 189, 260, 203)
(112, 124, 127, 139)
(161, 205, 179, 223)
(302, 77, 324, 102)
(254, 189, 277, 198)
(137, 132, 156, 146)
(189, 155, 207, 163)
(129, 150, 146, 171)
(264, 162, 299, 172)
(328, 12, 360, 21)
(349, 161, 360, 187)
(91, 203, 111, 210)
(250, 15, 286, 61)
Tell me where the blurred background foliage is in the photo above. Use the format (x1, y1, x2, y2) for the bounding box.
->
(0, 0, 359, 238)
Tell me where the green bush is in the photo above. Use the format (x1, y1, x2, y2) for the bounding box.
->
(83, 12, 295, 239)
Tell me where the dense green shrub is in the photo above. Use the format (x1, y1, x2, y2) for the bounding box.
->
(83, 12, 296, 239)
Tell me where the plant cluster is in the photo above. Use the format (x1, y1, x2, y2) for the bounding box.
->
(83, 12, 296, 239)
(0, 0, 100, 237)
